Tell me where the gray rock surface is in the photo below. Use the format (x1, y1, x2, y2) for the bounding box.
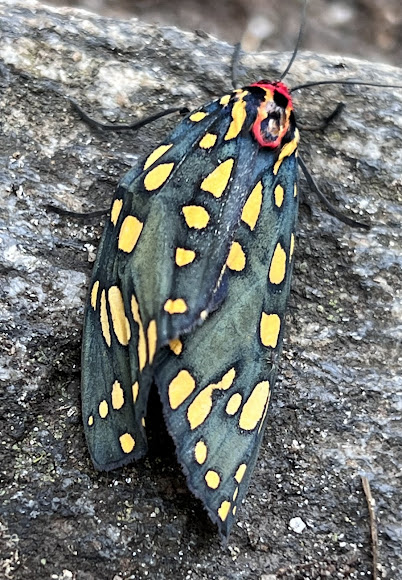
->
(0, 1, 401, 579)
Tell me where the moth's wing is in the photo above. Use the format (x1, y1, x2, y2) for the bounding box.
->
(81, 96, 241, 470)
(81, 206, 154, 469)
(154, 147, 299, 539)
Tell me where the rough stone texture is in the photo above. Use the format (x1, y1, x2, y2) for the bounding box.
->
(0, 1, 401, 579)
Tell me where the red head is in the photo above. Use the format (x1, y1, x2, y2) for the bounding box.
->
(248, 81, 294, 148)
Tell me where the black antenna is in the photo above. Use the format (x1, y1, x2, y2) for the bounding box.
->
(279, 0, 307, 81)
(297, 157, 369, 229)
(231, 42, 242, 89)
(69, 98, 189, 132)
(291, 79, 402, 92)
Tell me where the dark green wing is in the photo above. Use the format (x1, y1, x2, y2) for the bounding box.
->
(153, 136, 299, 538)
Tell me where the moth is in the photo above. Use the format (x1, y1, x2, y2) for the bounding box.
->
(81, 76, 298, 539)
(79, 6, 401, 541)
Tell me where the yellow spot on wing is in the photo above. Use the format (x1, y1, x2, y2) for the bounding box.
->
(273, 130, 299, 175)
(225, 392, 242, 415)
(169, 338, 183, 355)
(91, 280, 99, 310)
(88, 415, 94, 427)
(118, 215, 143, 253)
(260, 312, 281, 348)
(269, 243, 287, 284)
(187, 387, 214, 430)
(144, 162, 174, 191)
(290, 233, 295, 260)
(147, 319, 157, 365)
(199, 133, 217, 149)
(220, 94, 231, 106)
(119, 433, 135, 454)
(164, 298, 188, 314)
(108, 286, 131, 346)
(235, 463, 247, 483)
(226, 241, 246, 271)
(232, 506, 237, 515)
(189, 111, 208, 122)
(168, 369, 196, 410)
(205, 470, 220, 489)
(220, 368, 236, 389)
(100, 289, 111, 347)
(233, 487, 239, 501)
(99, 400, 108, 419)
(110, 198, 123, 225)
(143, 144, 173, 170)
(274, 184, 284, 207)
(241, 181, 263, 230)
(187, 368, 236, 430)
(131, 295, 147, 371)
(200, 158, 234, 198)
(239, 381, 270, 431)
(182, 205, 210, 229)
(294, 183, 298, 197)
(225, 97, 247, 140)
(175, 247, 196, 267)
(194, 440, 207, 464)
(111, 380, 124, 410)
(132, 381, 139, 403)
(218, 500, 231, 521)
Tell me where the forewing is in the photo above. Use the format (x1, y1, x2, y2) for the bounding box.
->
(153, 145, 299, 538)
(81, 216, 153, 470)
